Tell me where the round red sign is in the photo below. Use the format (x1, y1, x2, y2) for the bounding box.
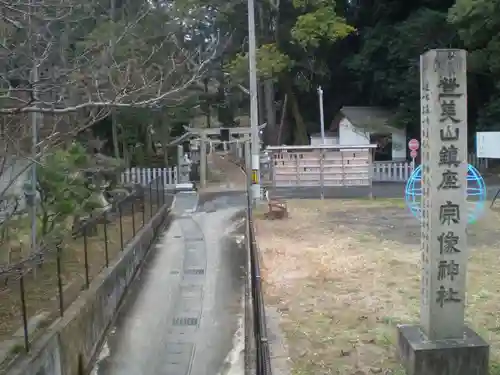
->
(410, 150, 418, 158)
(408, 139, 419, 151)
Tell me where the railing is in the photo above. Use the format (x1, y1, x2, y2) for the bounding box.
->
(373, 153, 489, 182)
(246, 187, 272, 375)
(468, 153, 489, 170)
(1, 177, 168, 355)
(223, 152, 273, 375)
(121, 167, 178, 187)
(372, 162, 413, 182)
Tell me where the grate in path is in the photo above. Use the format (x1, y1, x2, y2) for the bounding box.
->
(184, 268, 205, 275)
(172, 317, 199, 326)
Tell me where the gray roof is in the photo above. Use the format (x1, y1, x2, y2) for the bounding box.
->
(340, 106, 397, 132)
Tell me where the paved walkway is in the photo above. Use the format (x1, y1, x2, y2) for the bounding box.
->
(203, 152, 247, 193)
(91, 192, 247, 375)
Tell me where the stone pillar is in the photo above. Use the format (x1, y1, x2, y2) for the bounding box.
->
(397, 49, 489, 375)
(177, 145, 190, 184)
(177, 145, 183, 167)
(237, 141, 243, 160)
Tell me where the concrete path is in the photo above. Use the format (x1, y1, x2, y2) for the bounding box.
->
(90, 189, 247, 375)
(203, 153, 247, 193)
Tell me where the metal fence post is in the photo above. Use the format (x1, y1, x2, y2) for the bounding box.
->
(56, 244, 64, 317)
(149, 183, 153, 219)
(119, 203, 124, 250)
(162, 181, 165, 206)
(103, 215, 109, 268)
(156, 177, 160, 211)
(83, 225, 90, 288)
(142, 192, 146, 227)
(19, 272, 29, 352)
(131, 199, 136, 235)
(320, 148, 325, 200)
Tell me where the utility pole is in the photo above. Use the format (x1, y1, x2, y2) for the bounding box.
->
(247, 0, 261, 203)
(318, 86, 325, 144)
(30, 62, 39, 256)
(110, 0, 120, 161)
(29, 0, 40, 256)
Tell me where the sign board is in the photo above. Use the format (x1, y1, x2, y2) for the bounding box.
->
(408, 139, 419, 151)
(251, 169, 259, 184)
(410, 150, 418, 158)
(476, 132, 500, 158)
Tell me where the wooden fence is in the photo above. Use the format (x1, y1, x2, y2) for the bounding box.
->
(266, 145, 376, 188)
(263, 151, 490, 184)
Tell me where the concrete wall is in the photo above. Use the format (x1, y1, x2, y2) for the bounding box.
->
(5, 200, 172, 375)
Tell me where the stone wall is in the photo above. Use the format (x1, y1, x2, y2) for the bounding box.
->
(5, 200, 172, 375)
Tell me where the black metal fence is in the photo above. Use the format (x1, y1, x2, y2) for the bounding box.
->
(0, 177, 168, 355)
(245, 175, 272, 375)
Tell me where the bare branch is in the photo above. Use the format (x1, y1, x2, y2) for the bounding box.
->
(0, 0, 224, 115)
(237, 84, 250, 95)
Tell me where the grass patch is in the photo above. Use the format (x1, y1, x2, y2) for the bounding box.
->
(256, 199, 500, 374)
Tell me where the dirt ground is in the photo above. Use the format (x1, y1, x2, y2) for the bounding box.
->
(255, 199, 500, 375)
(0, 201, 157, 347)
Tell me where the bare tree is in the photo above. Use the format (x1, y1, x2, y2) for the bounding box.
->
(0, 0, 223, 269)
(0, 0, 221, 116)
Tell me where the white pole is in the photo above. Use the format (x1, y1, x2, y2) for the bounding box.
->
(318, 86, 325, 144)
(248, 0, 261, 203)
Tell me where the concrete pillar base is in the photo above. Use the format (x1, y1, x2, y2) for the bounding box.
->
(397, 324, 489, 375)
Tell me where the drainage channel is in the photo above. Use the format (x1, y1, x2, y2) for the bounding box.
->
(161, 215, 207, 374)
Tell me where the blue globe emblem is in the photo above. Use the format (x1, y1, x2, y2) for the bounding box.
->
(405, 164, 486, 224)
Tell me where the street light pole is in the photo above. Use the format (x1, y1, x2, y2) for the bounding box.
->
(247, 0, 260, 203)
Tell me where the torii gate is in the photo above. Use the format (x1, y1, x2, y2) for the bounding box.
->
(184, 124, 266, 188)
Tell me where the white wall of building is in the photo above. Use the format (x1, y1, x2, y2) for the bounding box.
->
(310, 136, 339, 146)
(338, 118, 370, 145)
(338, 117, 407, 160)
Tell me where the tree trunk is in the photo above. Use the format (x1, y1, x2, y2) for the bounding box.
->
(277, 94, 288, 145)
(161, 124, 171, 166)
(204, 78, 211, 128)
(162, 143, 169, 166)
(263, 80, 276, 145)
(284, 80, 308, 144)
(146, 125, 154, 162)
(111, 112, 120, 159)
(122, 142, 129, 166)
